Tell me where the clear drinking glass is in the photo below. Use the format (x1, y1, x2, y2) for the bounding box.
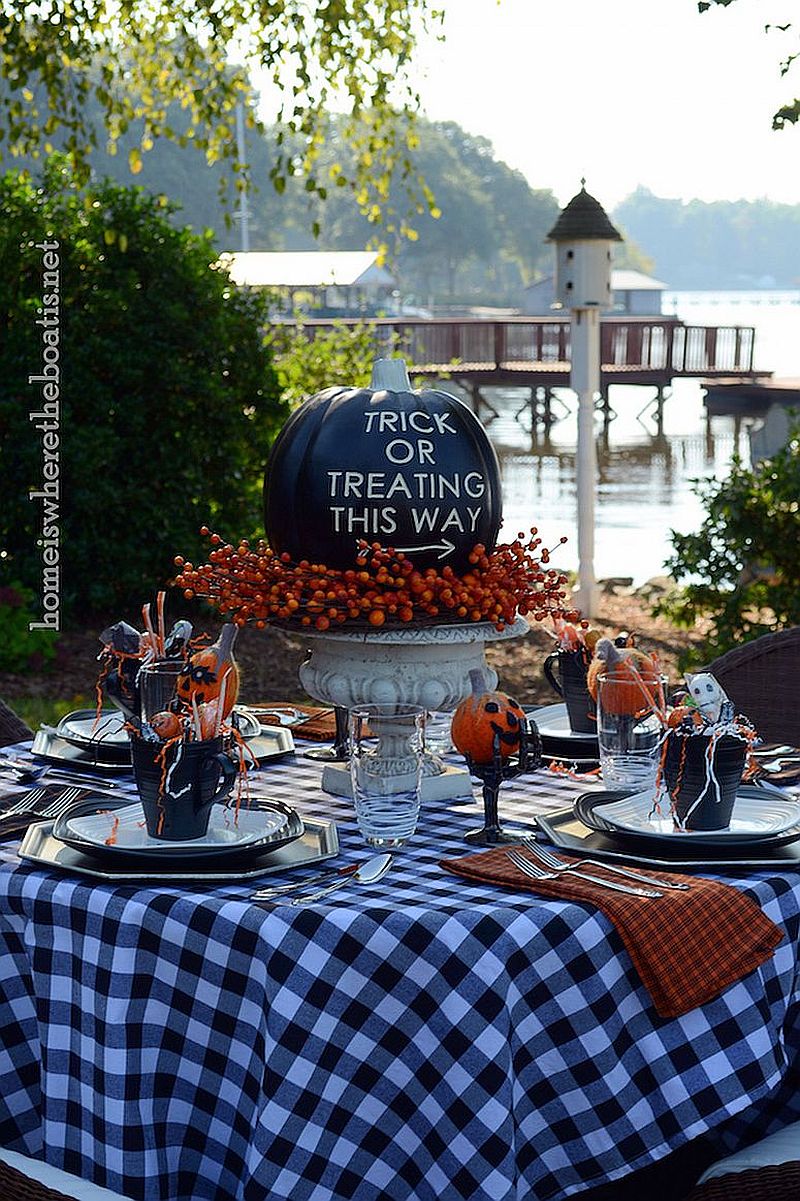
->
(424, 710, 454, 756)
(349, 705, 425, 847)
(596, 673, 667, 792)
(139, 660, 185, 728)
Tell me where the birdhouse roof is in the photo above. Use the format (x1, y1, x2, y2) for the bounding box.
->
(547, 187, 623, 242)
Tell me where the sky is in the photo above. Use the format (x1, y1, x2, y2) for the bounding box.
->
(403, 0, 800, 208)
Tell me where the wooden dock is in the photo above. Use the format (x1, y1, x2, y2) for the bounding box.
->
(290, 316, 758, 388)
(703, 377, 799, 417)
(283, 315, 761, 432)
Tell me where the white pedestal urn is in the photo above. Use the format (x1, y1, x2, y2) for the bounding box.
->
(298, 616, 529, 799)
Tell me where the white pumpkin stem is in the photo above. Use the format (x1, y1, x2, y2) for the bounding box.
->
(217, 623, 238, 658)
(370, 358, 412, 392)
(468, 668, 486, 695)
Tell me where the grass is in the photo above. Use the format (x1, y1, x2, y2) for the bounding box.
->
(12, 695, 94, 732)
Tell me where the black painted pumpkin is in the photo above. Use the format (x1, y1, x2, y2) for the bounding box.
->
(264, 360, 502, 573)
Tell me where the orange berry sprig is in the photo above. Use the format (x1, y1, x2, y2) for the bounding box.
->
(173, 527, 577, 632)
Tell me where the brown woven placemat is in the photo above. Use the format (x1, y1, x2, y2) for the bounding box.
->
(248, 703, 336, 742)
(0, 1158, 83, 1201)
(683, 1162, 800, 1201)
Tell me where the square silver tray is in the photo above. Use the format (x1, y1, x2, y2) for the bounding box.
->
(18, 815, 338, 881)
(536, 808, 800, 872)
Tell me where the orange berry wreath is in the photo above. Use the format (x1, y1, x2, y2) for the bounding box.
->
(174, 527, 577, 633)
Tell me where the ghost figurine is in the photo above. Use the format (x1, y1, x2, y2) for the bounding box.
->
(685, 672, 734, 726)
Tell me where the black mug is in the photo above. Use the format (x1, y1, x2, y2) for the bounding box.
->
(663, 733, 746, 831)
(130, 735, 237, 840)
(543, 648, 596, 734)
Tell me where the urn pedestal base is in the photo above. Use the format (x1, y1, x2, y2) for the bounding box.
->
(297, 618, 529, 800)
(322, 759, 471, 802)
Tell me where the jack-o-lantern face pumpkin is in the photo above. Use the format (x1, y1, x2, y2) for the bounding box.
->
(176, 624, 239, 716)
(451, 689, 526, 764)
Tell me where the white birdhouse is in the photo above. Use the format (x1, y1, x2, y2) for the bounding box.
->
(547, 183, 623, 310)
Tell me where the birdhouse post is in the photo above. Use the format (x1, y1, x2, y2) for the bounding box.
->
(547, 184, 622, 617)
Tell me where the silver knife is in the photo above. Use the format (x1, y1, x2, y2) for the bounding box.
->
(251, 861, 360, 900)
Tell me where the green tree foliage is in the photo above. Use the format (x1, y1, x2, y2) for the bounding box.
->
(613, 188, 800, 287)
(86, 112, 561, 306)
(698, 1, 799, 128)
(0, 159, 287, 623)
(0, 1, 441, 221)
(655, 423, 800, 659)
(268, 319, 404, 407)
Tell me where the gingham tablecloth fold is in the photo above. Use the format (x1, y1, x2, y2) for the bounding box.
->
(441, 846, 784, 1018)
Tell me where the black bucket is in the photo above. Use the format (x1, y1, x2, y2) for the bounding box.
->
(662, 733, 746, 830)
(130, 735, 237, 840)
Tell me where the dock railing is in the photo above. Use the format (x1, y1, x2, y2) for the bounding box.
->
(282, 316, 756, 378)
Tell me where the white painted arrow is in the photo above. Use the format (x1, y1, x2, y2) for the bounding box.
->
(393, 539, 456, 560)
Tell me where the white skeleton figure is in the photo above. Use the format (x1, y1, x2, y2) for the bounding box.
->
(685, 672, 733, 725)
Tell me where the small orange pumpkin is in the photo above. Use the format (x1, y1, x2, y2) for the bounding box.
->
(149, 710, 184, 740)
(177, 624, 239, 715)
(587, 639, 660, 716)
(451, 670, 526, 763)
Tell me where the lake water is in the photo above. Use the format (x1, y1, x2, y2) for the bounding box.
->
(472, 290, 800, 585)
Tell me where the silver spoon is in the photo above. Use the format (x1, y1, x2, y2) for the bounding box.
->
(288, 853, 393, 905)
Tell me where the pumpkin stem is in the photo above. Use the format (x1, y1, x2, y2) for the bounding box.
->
(370, 358, 412, 392)
(468, 668, 486, 695)
(593, 637, 622, 668)
(216, 623, 238, 658)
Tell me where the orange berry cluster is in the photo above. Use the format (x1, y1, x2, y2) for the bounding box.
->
(173, 527, 577, 632)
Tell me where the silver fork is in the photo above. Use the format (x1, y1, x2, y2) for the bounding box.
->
(525, 840, 690, 891)
(1, 787, 49, 817)
(39, 787, 86, 819)
(0, 785, 84, 823)
(506, 848, 662, 898)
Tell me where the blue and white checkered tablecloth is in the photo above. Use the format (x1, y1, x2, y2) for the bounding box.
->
(0, 742, 799, 1201)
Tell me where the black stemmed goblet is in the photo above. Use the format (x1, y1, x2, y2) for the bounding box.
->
(463, 717, 542, 846)
(303, 705, 350, 762)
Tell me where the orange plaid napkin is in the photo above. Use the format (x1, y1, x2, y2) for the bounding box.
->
(441, 846, 783, 1019)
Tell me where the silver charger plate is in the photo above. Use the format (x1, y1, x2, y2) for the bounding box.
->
(595, 786, 800, 842)
(535, 807, 800, 872)
(53, 797, 302, 862)
(19, 815, 339, 881)
(31, 727, 128, 773)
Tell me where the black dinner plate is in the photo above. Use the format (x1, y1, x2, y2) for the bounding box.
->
(525, 703, 598, 759)
(573, 786, 800, 855)
(51, 707, 263, 767)
(53, 795, 304, 867)
(55, 709, 131, 763)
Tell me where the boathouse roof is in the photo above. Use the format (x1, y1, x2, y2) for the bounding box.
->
(217, 250, 394, 289)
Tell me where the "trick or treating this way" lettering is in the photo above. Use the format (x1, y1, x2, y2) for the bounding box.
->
(325, 408, 487, 559)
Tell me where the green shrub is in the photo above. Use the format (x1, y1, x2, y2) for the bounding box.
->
(655, 422, 800, 660)
(0, 582, 57, 672)
(0, 158, 288, 624)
